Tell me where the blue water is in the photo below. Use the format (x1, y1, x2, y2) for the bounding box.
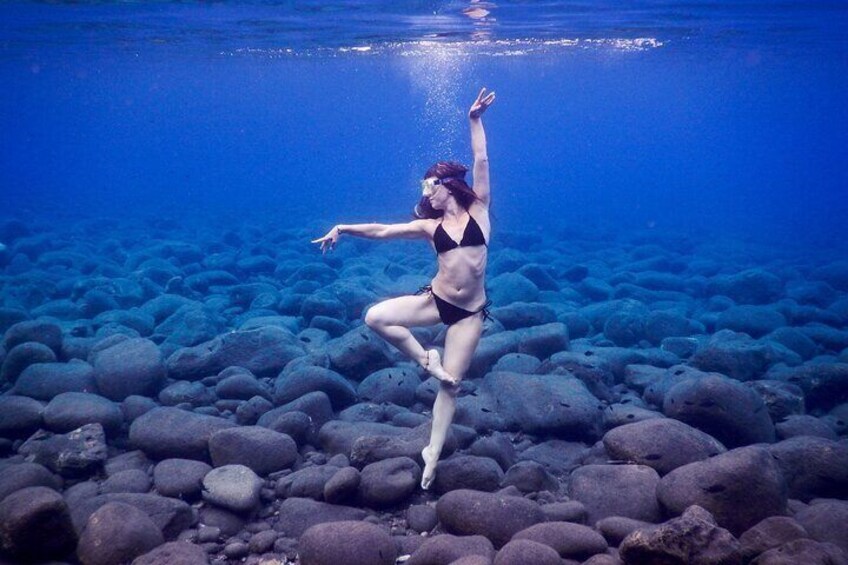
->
(1, 1, 847, 247)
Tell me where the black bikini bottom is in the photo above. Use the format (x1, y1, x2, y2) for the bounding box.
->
(416, 285, 492, 326)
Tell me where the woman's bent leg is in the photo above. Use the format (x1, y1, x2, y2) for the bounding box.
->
(364, 294, 441, 368)
(421, 313, 483, 489)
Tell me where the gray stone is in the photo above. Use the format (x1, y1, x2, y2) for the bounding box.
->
(1, 341, 56, 382)
(517, 322, 570, 360)
(166, 326, 304, 380)
(774, 415, 838, 440)
(14, 360, 97, 400)
(202, 464, 263, 513)
(768, 436, 848, 501)
(70, 492, 194, 540)
(275, 465, 339, 500)
(406, 534, 495, 565)
(706, 269, 783, 305)
(92, 338, 166, 401)
(432, 455, 504, 494)
(495, 539, 561, 565)
(619, 505, 743, 565)
(793, 500, 848, 553)
(326, 326, 393, 381)
(406, 504, 438, 534)
(274, 497, 367, 538)
(663, 374, 776, 448)
(716, 306, 787, 338)
(299, 521, 396, 565)
(0, 462, 61, 503)
(323, 466, 361, 504)
(131, 541, 210, 565)
(43, 392, 124, 437)
(357, 367, 420, 407)
(359, 456, 420, 508)
(657, 446, 787, 536)
(769, 363, 848, 412)
(436, 489, 545, 548)
(456, 371, 603, 441)
(0, 486, 77, 561)
(208, 426, 297, 475)
(19, 423, 108, 478)
(750, 538, 848, 565)
(603, 418, 726, 475)
(153, 459, 212, 499)
(77, 502, 165, 565)
(318, 420, 408, 458)
(491, 302, 557, 330)
(101, 469, 152, 494)
(273, 366, 357, 409)
(215, 371, 270, 401)
(569, 464, 662, 524)
(502, 461, 559, 493)
(258, 391, 334, 433)
(3, 320, 62, 353)
(738, 516, 809, 560)
(596, 516, 654, 546)
(129, 407, 236, 461)
(690, 330, 777, 382)
(512, 521, 607, 560)
(158, 380, 215, 407)
(0, 395, 44, 438)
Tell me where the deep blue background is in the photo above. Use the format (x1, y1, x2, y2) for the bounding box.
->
(1, 4, 847, 249)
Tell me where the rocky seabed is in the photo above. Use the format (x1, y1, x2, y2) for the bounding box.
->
(0, 217, 847, 565)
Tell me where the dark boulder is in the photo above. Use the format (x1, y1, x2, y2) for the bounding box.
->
(657, 446, 787, 536)
(129, 407, 236, 461)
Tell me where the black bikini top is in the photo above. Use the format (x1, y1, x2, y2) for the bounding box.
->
(433, 214, 488, 254)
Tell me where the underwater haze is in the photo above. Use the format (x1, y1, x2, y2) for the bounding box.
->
(2, 1, 847, 246)
(2, 3, 848, 565)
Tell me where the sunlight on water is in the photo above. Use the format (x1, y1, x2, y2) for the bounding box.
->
(402, 41, 471, 163)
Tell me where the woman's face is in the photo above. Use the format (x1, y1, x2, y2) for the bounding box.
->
(423, 177, 451, 210)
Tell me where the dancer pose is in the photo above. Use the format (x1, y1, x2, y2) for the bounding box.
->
(313, 88, 495, 489)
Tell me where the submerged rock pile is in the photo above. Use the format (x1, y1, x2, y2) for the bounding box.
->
(0, 216, 847, 564)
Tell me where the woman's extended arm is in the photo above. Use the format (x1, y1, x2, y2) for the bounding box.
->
(469, 87, 495, 206)
(312, 220, 430, 253)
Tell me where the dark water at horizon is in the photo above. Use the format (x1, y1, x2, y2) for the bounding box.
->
(1, 1, 847, 250)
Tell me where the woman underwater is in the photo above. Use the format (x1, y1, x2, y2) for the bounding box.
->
(313, 88, 496, 489)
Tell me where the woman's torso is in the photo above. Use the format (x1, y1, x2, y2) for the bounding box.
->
(429, 203, 490, 309)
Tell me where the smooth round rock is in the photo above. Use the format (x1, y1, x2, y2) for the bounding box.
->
(129, 407, 236, 461)
(208, 426, 297, 475)
(569, 464, 662, 524)
(0, 395, 45, 438)
(603, 418, 726, 475)
(406, 534, 495, 565)
(298, 521, 396, 565)
(77, 501, 165, 565)
(0, 486, 77, 561)
(358, 457, 420, 509)
(43, 392, 124, 437)
(512, 521, 608, 560)
(657, 446, 787, 536)
(495, 539, 561, 565)
(201, 465, 263, 513)
(436, 489, 545, 548)
(153, 459, 212, 499)
(92, 338, 166, 401)
(130, 541, 210, 565)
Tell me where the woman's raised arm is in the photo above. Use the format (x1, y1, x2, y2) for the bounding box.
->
(469, 87, 495, 206)
(312, 220, 431, 253)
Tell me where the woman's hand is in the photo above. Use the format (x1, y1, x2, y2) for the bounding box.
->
(469, 87, 495, 119)
(311, 226, 341, 254)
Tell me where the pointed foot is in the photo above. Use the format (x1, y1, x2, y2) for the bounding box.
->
(426, 349, 459, 386)
(421, 446, 438, 490)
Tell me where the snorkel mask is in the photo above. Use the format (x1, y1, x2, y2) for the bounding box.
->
(421, 176, 462, 196)
(421, 177, 445, 196)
